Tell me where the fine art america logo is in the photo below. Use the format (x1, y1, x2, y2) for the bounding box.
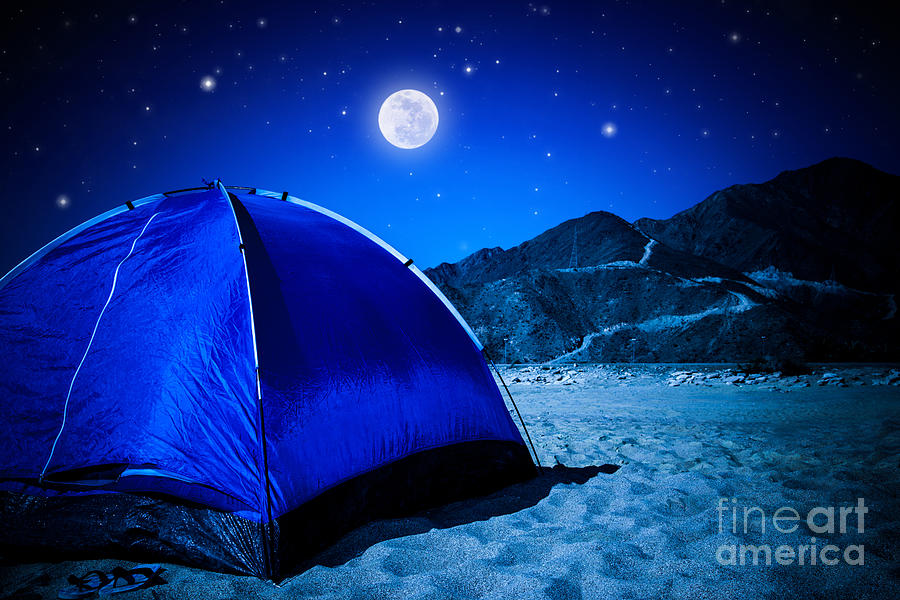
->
(716, 498, 867, 566)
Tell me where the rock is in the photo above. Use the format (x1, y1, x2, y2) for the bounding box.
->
(817, 375, 846, 386)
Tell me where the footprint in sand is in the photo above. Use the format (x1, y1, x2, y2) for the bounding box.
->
(584, 492, 611, 516)
(602, 544, 653, 579)
(654, 489, 709, 517)
(382, 550, 428, 577)
(544, 577, 582, 600)
(494, 541, 545, 567)
(629, 481, 654, 496)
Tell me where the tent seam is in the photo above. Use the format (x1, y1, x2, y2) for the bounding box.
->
(216, 181, 275, 577)
(40, 211, 161, 481)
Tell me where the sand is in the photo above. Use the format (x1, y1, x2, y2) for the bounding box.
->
(2, 364, 898, 599)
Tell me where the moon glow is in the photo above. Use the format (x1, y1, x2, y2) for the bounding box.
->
(378, 89, 439, 149)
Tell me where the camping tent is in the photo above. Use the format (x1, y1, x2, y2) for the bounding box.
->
(0, 183, 535, 578)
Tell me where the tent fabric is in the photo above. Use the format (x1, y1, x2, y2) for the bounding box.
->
(229, 191, 525, 519)
(0, 190, 263, 517)
(0, 185, 534, 577)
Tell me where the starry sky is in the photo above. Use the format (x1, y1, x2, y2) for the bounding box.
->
(2, 1, 898, 274)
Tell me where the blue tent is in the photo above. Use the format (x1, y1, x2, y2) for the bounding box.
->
(0, 183, 535, 577)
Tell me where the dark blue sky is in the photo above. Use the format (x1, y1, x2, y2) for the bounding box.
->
(2, 1, 897, 273)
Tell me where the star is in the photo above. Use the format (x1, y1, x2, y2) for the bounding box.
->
(601, 122, 617, 138)
(56, 194, 70, 209)
(200, 75, 216, 92)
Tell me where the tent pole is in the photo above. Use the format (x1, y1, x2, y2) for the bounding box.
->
(484, 350, 542, 471)
(217, 180, 276, 578)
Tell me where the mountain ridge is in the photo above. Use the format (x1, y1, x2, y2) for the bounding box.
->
(425, 157, 899, 363)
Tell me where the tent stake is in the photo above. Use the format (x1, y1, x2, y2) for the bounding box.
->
(484, 350, 542, 471)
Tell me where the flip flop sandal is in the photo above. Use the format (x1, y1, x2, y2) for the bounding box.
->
(58, 570, 112, 599)
(98, 564, 161, 596)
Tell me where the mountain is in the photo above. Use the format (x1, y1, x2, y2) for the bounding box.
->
(425, 158, 900, 363)
(635, 157, 900, 294)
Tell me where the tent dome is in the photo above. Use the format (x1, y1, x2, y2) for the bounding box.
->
(0, 183, 535, 578)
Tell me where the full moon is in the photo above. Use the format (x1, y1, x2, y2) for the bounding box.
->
(378, 89, 439, 149)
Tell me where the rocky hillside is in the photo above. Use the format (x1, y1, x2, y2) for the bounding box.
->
(635, 157, 900, 293)
(425, 158, 900, 363)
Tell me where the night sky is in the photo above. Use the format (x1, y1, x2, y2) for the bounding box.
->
(2, 1, 897, 274)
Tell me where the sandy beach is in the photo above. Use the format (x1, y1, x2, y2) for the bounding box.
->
(2, 364, 898, 599)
